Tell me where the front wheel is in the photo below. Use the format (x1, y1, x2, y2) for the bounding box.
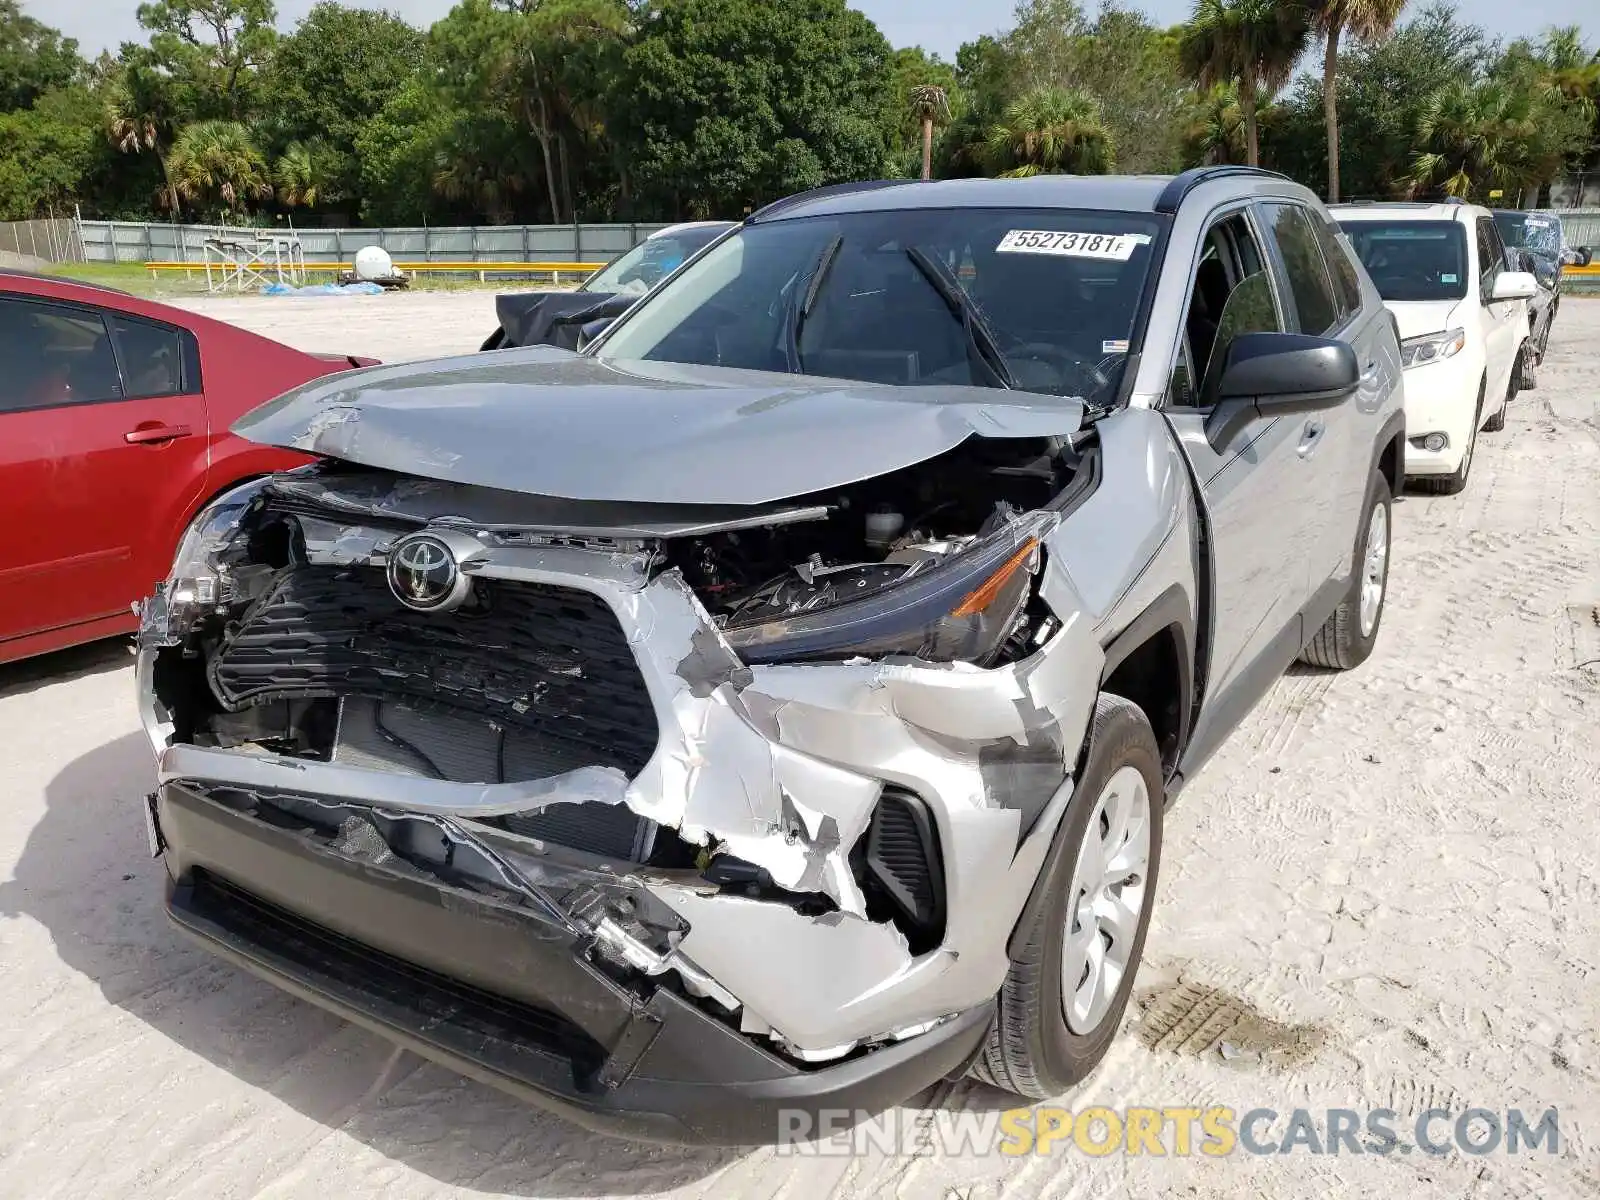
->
(970, 695, 1163, 1099)
(1300, 469, 1392, 670)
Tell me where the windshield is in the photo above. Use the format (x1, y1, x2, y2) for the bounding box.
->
(1492, 211, 1562, 261)
(1339, 220, 1468, 302)
(581, 226, 729, 296)
(593, 207, 1165, 405)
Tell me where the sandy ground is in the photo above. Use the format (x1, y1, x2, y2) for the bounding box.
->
(3, 292, 1598, 1199)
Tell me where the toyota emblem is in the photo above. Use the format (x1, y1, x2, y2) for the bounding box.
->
(386, 533, 467, 612)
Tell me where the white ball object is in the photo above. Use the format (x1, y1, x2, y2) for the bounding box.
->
(353, 245, 394, 281)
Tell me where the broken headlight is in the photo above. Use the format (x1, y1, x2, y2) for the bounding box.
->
(723, 513, 1052, 665)
(139, 478, 272, 643)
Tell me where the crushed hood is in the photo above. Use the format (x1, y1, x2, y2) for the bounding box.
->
(232, 350, 1084, 506)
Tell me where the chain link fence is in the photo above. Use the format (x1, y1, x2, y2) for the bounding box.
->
(0, 219, 83, 264)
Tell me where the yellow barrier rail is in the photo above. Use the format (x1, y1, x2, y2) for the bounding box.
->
(144, 260, 606, 283)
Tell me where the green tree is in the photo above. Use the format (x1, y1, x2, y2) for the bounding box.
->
(261, 3, 425, 212)
(1308, 0, 1407, 201)
(167, 118, 271, 217)
(610, 0, 895, 218)
(353, 76, 457, 223)
(1409, 77, 1583, 201)
(273, 138, 334, 208)
(134, 0, 278, 121)
(1060, 4, 1194, 174)
(1185, 82, 1247, 164)
(1179, 0, 1310, 166)
(104, 62, 183, 215)
(0, 86, 101, 219)
(0, 1, 83, 112)
(985, 86, 1115, 175)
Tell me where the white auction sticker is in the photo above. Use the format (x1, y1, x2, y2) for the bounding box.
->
(996, 229, 1150, 260)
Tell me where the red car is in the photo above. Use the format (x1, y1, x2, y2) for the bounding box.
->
(0, 269, 376, 665)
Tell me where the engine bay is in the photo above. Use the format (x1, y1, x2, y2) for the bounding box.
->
(667, 433, 1081, 655)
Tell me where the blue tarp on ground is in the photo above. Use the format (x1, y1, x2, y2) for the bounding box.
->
(260, 281, 385, 296)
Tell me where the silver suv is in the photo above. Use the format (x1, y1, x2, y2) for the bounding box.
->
(136, 167, 1405, 1145)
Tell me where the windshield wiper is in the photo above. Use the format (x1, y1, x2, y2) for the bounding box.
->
(783, 234, 843, 373)
(903, 246, 1015, 389)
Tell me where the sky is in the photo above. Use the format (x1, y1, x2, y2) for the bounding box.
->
(25, 0, 1598, 64)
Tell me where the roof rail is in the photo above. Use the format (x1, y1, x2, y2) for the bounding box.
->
(746, 179, 915, 223)
(1154, 165, 1290, 214)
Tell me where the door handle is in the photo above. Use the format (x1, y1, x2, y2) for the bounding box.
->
(1297, 420, 1325, 457)
(124, 423, 192, 445)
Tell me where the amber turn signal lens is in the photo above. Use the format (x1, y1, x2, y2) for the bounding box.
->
(949, 537, 1039, 618)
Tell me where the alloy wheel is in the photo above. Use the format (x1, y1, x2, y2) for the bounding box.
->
(1062, 765, 1152, 1035)
(1359, 499, 1389, 638)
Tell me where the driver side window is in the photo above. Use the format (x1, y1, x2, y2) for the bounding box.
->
(1169, 212, 1282, 408)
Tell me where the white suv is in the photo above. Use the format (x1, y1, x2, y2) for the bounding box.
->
(1332, 201, 1537, 494)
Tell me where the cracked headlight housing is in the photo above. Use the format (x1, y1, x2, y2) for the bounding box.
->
(138, 478, 271, 644)
(723, 512, 1053, 665)
(1399, 328, 1466, 369)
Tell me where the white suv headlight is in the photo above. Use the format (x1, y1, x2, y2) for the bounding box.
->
(1400, 328, 1466, 369)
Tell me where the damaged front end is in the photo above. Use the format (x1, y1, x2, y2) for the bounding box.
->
(137, 426, 1108, 1140)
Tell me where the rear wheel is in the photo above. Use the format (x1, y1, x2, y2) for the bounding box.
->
(1301, 469, 1391, 670)
(971, 695, 1163, 1099)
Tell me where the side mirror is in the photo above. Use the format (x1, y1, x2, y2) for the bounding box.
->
(1203, 331, 1359, 451)
(1491, 270, 1538, 302)
(1578, 247, 1593, 269)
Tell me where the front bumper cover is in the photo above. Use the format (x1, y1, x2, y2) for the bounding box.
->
(155, 778, 992, 1145)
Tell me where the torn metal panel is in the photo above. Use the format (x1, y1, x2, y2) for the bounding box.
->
(233, 351, 1083, 505)
(1039, 405, 1193, 630)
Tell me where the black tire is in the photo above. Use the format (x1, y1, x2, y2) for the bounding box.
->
(1413, 379, 1483, 495)
(1300, 469, 1392, 670)
(1516, 339, 1537, 392)
(970, 695, 1164, 1099)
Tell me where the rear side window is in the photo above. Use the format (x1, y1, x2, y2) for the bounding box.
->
(1311, 213, 1363, 316)
(0, 297, 122, 414)
(110, 314, 188, 398)
(1260, 202, 1341, 335)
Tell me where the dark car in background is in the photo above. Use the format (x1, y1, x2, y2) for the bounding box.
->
(0, 269, 376, 665)
(1493, 210, 1592, 363)
(479, 221, 736, 351)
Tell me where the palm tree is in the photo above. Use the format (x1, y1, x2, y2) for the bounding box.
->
(1538, 26, 1600, 102)
(986, 87, 1116, 177)
(105, 65, 180, 217)
(1409, 80, 1550, 201)
(1186, 83, 1248, 164)
(274, 141, 322, 209)
(1179, 0, 1310, 167)
(908, 84, 951, 181)
(167, 121, 273, 221)
(1309, 0, 1407, 201)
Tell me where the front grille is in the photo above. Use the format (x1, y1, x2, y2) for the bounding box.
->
(185, 869, 607, 1073)
(210, 565, 659, 777)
